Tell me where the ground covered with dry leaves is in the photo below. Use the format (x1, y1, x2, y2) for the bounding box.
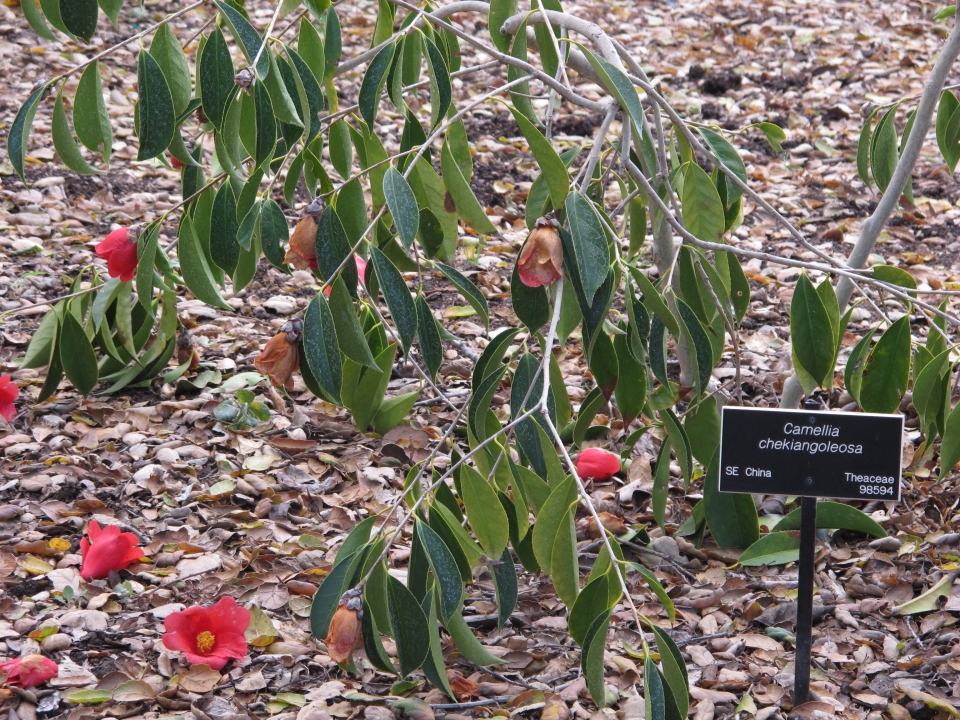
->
(2, 0, 960, 719)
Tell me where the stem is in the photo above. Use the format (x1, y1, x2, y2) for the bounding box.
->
(0, 284, 100, 318)
(250, 0, 285, 72)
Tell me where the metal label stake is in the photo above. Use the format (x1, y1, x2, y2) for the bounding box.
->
(717, 401, 903, 708)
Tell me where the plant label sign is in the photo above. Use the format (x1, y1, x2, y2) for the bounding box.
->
(718, 407, 903, 501)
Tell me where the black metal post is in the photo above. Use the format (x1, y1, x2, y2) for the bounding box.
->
(794, 494, 818, 705)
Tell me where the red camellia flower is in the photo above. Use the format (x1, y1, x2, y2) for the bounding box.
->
(79, 521, 145, 581)
(575, 448, 621, 481)
(170, 155, 185, 169)
(162, 597, 251, 670)
(95, 227, 139, 282)
(323, 255, 368, 297)
(0, 654, 59, 688)
(518, 216, 563, 288)
(0, 374, 19, 422)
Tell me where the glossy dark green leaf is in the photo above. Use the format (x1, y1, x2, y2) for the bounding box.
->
(416, 519, 463, 624)
(844, 328, 876, 404)
(703, 449, 759, 548)
(150, 24, 191, 116)
(59, 312, 98, 396)
(285, 44, 323, 142)
(22, 0, 56, 40)
(675, 298, 713, 396)
(569, 574, 610, 647)
(358, 42, 395, 129)
(303, 292, 342, 404)
(297, 16, 325, 89)
(309, 555, 354, 638)
(314, 205, 357, 297)
(939, 401, 960, 480)
(589, 332, 618, 401)
(645, 657, 667, 720)
(9, 81, 51, 183)
(386, 573, 429, 677)
(790, 273, 835, 387)
(565, 192, 610, 307)
(74, 61, 112, 163)
(434, 262, 489, 329)
(329, 278, 377, 368)
(581, 611, 612, 706)
(739, 532, 800, 567)
(252, 82, 277, 169)
(136, 49, 175, 161)
(698, 127, 746, 204)
(214, 0, 269, 79)
(135, 224, 160, 310)
(199, 27, 235, 130)
(418, 208, 444, 258)
(179, 214, 231, 309)
(492, 545, 517, 628)
(651, 625, 689, 717)
(532, 476, 578, 574)
(444, 604, 506, 666)
(681, 161, 725, 242)
(872, 265, 917, 290)
(440, 140, 496, 234)
(460, 464, 509, 559)
(510, 260, 550, 333)
(420, 590, 456, 699)
(383, 166, 419, 251)
(936, 90, 960, 172)
(210, 180, 240, 275)
(423, 36, 451, 130)
(60, 0, 98, 42)
(860, 315, 911, 414)
(871, 103, 899, 194)
(488, 0, 518, 51)
(52, 89, 102, 175)
(370, 246, 417, 354)
(416, 294, 442, 382)
(362, 597, 397, 675)
(684, 395, 720, 466)
(857, 107, 878, 186)
(613, 333, 646, 426)
(774, 501, 887, 537)
(260, 199, 288, 269)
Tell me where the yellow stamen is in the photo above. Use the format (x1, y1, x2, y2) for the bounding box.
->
(196, 631, 216, 653)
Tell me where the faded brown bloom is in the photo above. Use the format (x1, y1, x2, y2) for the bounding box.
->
(447, 670, 480, 701)
(254, 319, 302, 391)
(234, 67, 255, 90)
(324, 588, 363, 664)
(576, 511, 628, 540)
(284, 197, 324, 271)
(176, 329, 201, 370)
(518, 216, 563, 287)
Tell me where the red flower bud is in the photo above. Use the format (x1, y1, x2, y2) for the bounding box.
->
(254, 318, 302, 391)
(324, 589, 363, 665)
(575, 448, 621, 481)
(323, 255, 367, 296)
(79, 520, 145, 581)
(170, 155, 185, 169)
(162, 597, 251, 671)
(95, 227, 139, 282)
(0, 374, 19, 422)
(518, 216, 563, 288)
(0, 655, 59, 688)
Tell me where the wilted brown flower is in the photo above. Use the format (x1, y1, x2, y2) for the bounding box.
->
(518, 216, 563, 287)
(176, 329, 201, 370)
(234, 67, 255, 90)
(254, 318, 302, 391)
(576, 511, 628, 540)
(324, 588, 363, 664)
(284, 197, 324, 271)
(447, 670, 480, 701)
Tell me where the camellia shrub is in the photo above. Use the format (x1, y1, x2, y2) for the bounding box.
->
(8, 0, 960, 713)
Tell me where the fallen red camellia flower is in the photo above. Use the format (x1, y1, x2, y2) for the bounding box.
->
(95, 227, 139, 282)
(324, 588, 363, 664)
(0, 375, 19, 422)
(324, 254, 367, 296)
(80, 521, 145, 581)
(0, 655, 59, 688)
(162, 597, 251, 670)
(575, 447, 621, 481)
(518, 216, 563, 288)
(255, 318, 302, 391)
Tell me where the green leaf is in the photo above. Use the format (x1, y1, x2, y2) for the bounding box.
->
(370, 246, 417, 354)
(423, 36, 451, 130)
(9, 80, 51, 183)
(565, 192, 610, 307)
(440, 140, 496, 234)
(362, 595, 398, 675)
(260, 199, 289, 270)
(859, 315, 911, 414)
(684, 395, 721, 466)
(756, 121, 785, 153)
(416, 519, 463, 624)
(386, 574, 429, 677)
(871, 103, 900, 194)
(651, 625, 689, 717)
(532, 476, 578, 574)
(310, 553, 354, 637)
(703, 449, 760, 548)
(629, 268, 680, 337)
(316, 205, 359, 297)
(383, 166, 419, 251)
(857, 107, 878, 186)
(251, 82, 277, 170)
(416, 294, 442, 382)
(510, 260, 550, 333)
(359, 42, 395, 129)
(74, 61, 112, 163)
(214, 0, 269, 79)
(150, 24, 192, 116)
(328, 279, 377, 368)
(790, 273, 835, 387)
(444, 607, 506, 666)
(135, 224, 160, 310)
(581, 611, 612, 707)
(613, 333, 646, 425)
(939, 400, 960, 480)
(303, 292, 342, 403)
(52, 89, 102, 175)
(21, 0, 57, 41)
(675, 298, 712, 397)
(774, 501, 887, 537)
(682, 162, 725, 241)
(937, 91, 960, 173)
(297, 16, 325, 89)
(739, 532, 801, 567)
(698, 127, 746, 204)
(136, 49, 175, 161)
(488, 0, 519, 52)
(200, 26, 235, 130)
(371, 390, 418, 434)
(263, 47, 302, 127)
(492, 544, 518, 628)
(630, 562, 675, 624)
(872, 265, 917, 290)
(179, 214, 231, 309)
(20, 309, 59, 369)
(59, 0, 98, 42)
(460, 464, 509, 559)
(509, 107, 568, 207)
(424, 263, 486, 330)
(844, 328, 876, 404)
(913, 348, 951, 429)
(59, 312, 99, 396)
(98, 0, 122, 26)
(569, 574, 611, 647)
(210, 180, 240, 275)
(645, 657, 667, 720)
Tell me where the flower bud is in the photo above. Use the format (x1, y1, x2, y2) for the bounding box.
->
(517, 216, 563, 288)
(235, 67, 255, 90)
(324, 588, 363, 664)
